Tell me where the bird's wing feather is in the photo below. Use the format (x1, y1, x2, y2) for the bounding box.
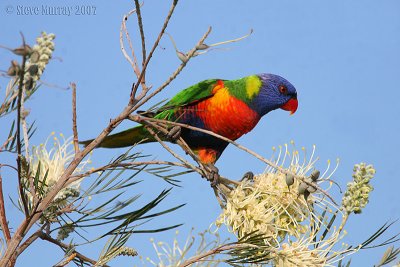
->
(155, 79, 224, 115)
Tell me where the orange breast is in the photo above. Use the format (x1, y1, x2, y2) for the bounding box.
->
(194, 86, 260, 140)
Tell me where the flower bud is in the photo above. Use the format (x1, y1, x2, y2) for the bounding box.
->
(285, 173, 294, 186)
(30, 51, 40, 63)
(309, 170, 320, 181)
(298, 182, 308, 195)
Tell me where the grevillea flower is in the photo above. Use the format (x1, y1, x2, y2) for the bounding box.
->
(29, 132, 90, 203)
(216, 142, 339, 243)
(342, 163, 375, 214)
(271, 226, 349, 267)
(23, 32, 55, 91)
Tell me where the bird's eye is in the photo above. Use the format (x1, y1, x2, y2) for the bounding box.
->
(279, 85, 288, 95)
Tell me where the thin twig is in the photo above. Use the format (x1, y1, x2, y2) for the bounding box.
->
(120, 8, 141, 77)
(120, 3, 148, 91)
(132, 26, 212, 110)
(54, 252, 77, 267)
(16, 33, 29, 217)
(129, 0, 179, 105)
(71, 83, 79, 154)
(0, 172, 11, 243)
(134, 0, 146, 69)
(15, 224, 47, 257)
(38, 232, 102, 266)
(0, 136, 14, 152)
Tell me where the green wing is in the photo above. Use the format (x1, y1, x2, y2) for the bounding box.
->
(154, 79, 223, 119)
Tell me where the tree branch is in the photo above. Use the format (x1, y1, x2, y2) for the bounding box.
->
(0, 173, 11, 243)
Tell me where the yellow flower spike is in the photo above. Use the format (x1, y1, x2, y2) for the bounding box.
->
(51, 131, 55, 135)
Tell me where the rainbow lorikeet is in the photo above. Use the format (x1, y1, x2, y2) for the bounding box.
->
(82, 73, 298, 164)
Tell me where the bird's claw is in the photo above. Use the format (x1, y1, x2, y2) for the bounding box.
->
(241, 171, 254, 181)
(205, 164, 220, 187)
(166, 126, 181, 142)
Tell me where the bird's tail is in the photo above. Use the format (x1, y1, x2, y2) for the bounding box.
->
(80, 126, 155, 148)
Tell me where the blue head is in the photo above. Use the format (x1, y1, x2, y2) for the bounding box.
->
(250, 73, 298, 116)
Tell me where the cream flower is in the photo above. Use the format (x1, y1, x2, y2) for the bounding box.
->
(342, 163, 375, 214)
(29, 133, 90, 203)
(272, 226, 349, 267)
(23, 32, 55, 91)
(216, 142, 339, 243)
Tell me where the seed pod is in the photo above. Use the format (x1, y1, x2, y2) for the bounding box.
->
(298, 182, 308, 195)
(13, 45, 32, 56)
(309, 170, 320, 181)
(28, 64, 39, 76)
(285, 173, 294, 186)
(30, 51, 40, 63)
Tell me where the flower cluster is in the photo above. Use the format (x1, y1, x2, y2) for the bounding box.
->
(271, 226, 349, 267)
(23, 32, 55, 91)
(29, 133, 90, 204)
(342, 163, 375, 214)
(216, 171, 310, 241)
(216, 143, 338, 242)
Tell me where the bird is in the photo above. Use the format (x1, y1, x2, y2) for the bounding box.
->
(81, 73, 298, 166)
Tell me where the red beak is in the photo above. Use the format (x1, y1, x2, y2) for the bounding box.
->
(281, 98, 298, 115)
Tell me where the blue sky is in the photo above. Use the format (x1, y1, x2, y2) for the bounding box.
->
(1, 0, 400, 266)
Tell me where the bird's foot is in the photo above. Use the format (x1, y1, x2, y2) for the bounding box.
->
(241, 171, 254, 181)
(205, 164, 220, 187)
(166, 126, 181, 142)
